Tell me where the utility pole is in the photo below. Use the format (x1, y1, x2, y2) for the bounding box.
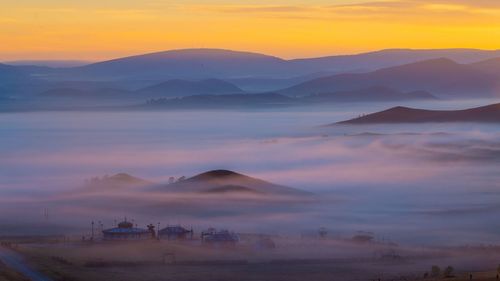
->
(157, 222, 161, 240)
(91, 221, 95, 241)
(43, 208, 49, 222)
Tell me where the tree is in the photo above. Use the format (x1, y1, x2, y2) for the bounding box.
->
(497, 264, 500, 273)
(431, 265, 441, 277)
(168, 177, 175, 185)
(444, 266, 454, 278)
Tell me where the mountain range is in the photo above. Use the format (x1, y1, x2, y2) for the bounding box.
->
(138, 86, 436, 109)
(137, 79, 244, 98)
(143, 93, 295, 109)
(39, 79, 245, 99)
(301, 86, 436, 102)
(6, 48, 500, 80)
(1, 48, 500, 105)
(279, 58, 500, 98)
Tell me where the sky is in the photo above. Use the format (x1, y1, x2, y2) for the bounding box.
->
(1, 0, 500, 61)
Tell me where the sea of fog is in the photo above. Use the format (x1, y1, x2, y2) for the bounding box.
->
(0, 99, 499, 246)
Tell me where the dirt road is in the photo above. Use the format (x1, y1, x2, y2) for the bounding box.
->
(0, 246, 52, 281)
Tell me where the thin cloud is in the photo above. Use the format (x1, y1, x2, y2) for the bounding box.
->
(182, 0, 500, 22)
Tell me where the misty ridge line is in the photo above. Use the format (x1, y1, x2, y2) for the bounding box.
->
(1, 48, 500, 112)
(0, 106, 500, 247)
(3, 47, 500, 68)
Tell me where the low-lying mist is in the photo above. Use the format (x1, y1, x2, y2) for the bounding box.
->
(0, 101, 499, 246)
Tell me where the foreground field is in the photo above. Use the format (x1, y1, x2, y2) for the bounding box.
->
(0, 262, 29, 281)
(7, 238, 500, 281)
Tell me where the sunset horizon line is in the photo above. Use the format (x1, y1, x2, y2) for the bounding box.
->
(3, 46, 500, 64)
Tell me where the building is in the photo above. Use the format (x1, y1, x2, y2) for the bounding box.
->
(158, 225, 193, 241)
(201, 228, 239, 246)
(102, 220, 154, 241)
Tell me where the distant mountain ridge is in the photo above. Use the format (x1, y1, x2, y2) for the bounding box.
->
(6, 60, 91, 68)
(0, 63, 30, 86)
(4, 48, 500, 81)
(301, 86, 436, 102)
(336, 103, 500, 124)
(279, 58, 500, 98)
(137, 79, 244, 98)
(2, 48, 500, 101)
(140, 87, 435, 109)
(290, 48, 500, 73)
(38, 79, 244, 99)
(144, 93, 294, 108)
(72, 49, 292, 80)
(470, 58, 500, 76)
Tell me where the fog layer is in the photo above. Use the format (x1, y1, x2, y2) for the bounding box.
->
(0, 101, 499, 246)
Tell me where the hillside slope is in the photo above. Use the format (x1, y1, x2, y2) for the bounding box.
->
(336, 103, 500, 124)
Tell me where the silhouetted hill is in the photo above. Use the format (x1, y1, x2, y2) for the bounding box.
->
(301, 86, 436, 102)
(469, 58, 500, 77)
(72, 49, 292, 80)
(67, 48, 500, 81)
(280, 58, 499, 98)
(6, 60, 91, 68)
(84, 173, 153, 191)
(0, 96, 15, 102)
(137, 79, 244, 98)
(336, 103, 500, 124)
(140, 87, 431, 109)
(0, 64, 30, 86)
(40, 88, 87, 97)
(4, 48, 500, 100)
(144, 93, 295, 108)
(153, 170, 309, 196)
(290, 49, 500, 73)
(40, 87, 131, 99)
(200, 185, 261, 194)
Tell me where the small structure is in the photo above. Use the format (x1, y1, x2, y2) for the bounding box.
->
(158, 225, 193, 241)
(102, 220, 153, 241)
(351, 231, 375, 243)
(201, 228, 239, 246)
(255, 236, 276, 249)
(318, 227, 328, 239)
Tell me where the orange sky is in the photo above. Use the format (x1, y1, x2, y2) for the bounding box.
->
(1, 0, 500, 61)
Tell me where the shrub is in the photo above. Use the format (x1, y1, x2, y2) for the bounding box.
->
(431, 265, 441, 277)
(443, 266, 454, 278)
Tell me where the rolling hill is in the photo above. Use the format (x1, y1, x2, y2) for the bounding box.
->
(66, 48, 500, 81)
(40, 87, 131, 99)
(137, 79, 245, 98)
(469, 58, 500, 77)
(290, 48, 500, 73)
(83, 173, 153, 191)
(300, 86, 436, 102)
(144, 93, 295, 108)
(280, 58, 500, 98)
(336, 103, 500, 124)
(71, 49, 293, 80)
(152, 170, 309, 196)
(0, 63, 30, 85)
(3, 48, 500, 100)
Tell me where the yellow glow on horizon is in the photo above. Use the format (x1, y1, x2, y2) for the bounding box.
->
(1, 0, 500, 61)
